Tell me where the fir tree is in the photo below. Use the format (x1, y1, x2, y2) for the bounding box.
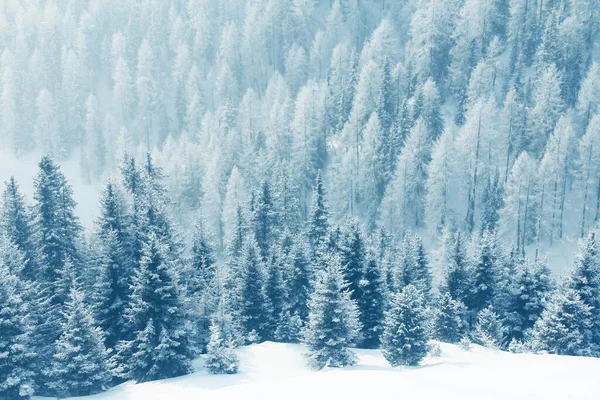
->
(397, 235, 432, 295)
(566, 233, 600, 349)
(473, 306, 505, 348)
(339, 218, 367, 307)
(265, 259, 287, 340)
(252, 179, 277, 259)
(358, 257, 386, 349)
(435, 293, 467, 344)
(0, 177, 37, 280)
(303, 253, 361, 369)
(47, 287, 113, 398)
(442, 232, 472, 307)
(531, 288, 593, 356)
(481, 170, 504, 233)
(116, 233, 193, 383)
(381, 285, 429, 367)
(0, 265, 34, 400)
(308, 171, 330, 260)
(236, 235, 271, 342)
(471, 231, 500, 312)
(284, 235, 312, 321)
(205, 320, 239, 375)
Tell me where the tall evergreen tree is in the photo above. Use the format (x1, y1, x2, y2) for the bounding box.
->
(339, 218, 368, 306)
(0, 264, 34, 400)
(442, 232, 472, 306)
(471, 231, 500, 313)
(435, 293, 467, 344)
(303, 253, 361, 369)
(357, 257, 386, 348)
(0, 177, 37, 280)
(252, 179, 276, 259)
(47, 287, 113, 398)
(381, 285, 429, 367)
(116, 233, 193, 383)
(308, 171, 330, 260)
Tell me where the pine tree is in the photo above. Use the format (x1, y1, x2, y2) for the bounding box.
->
(0, 265, 34, 400)
(442, 232, 472, 307)
(0, 177, 37, 280)
(308, 171, 330, 259)
(47, 287, 113, 398)
(471, 231, 500, 312)
(566, 233, 600, 349)
(236, 235, 271, 342)
(303, 253, 361, 370)
(284, 235, 312, 321)
(435, 293, 467, 344)
(205, 320, 239, 375)
(265, 259, 287, 340)
(252, 179, 276, 259)
(481, 170, 504, 232)
(531, 288, 593, 356)
(473, 306, 505, 348)
(381, 285, 429, 367)
(116, 233, 193, 383)
(339, 218, 368, 307)
(358, 257, 386, 348)
(397, 235, 432, 295)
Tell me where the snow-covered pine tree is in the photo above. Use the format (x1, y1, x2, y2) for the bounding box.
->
(47, 287, 113, 398)
(566, 232, 600, 350)
(531, 288, 593, 356)
(473, 306, 505, 349)
(397, 234, 432, 295)
(284, 234, 312, 321)
(308, 171, 330, 262)
(236, 234, 271, 343)
(339, 218, 367, 307)
(252, 179, 277, 259)
(434, 292, 467, 344)
(441, 232, 472, 307)
(116, 233, 193, 383)
(358, 257, 386, 349)
(0, 264, 34, 400)
(205, 319, 239, 375)
(480, 170, 504, 233)
(470, 231, 501, 313)
(265, 258, 287, 340)
(0, 177, 37, 280)
(381, 285, 429, 367)
(303, 253, 361, 369)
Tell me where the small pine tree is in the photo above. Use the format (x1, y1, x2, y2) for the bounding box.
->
(205, 320, 239, 375)
(381, 285, 429, 367)
(0, 265, 34, 400)
(47, 287, 113, 398)
(434, 293, 467, 344)
(474, 306, 505, 349)
(308, 171, 330, 261)
(358, 257, 386, 348)
(274, 309, 303, 343)
(303, 253, 361, 370)
(531, 288, 593, 356)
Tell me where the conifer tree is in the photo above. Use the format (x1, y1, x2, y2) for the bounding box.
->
(0, 265, 34, 400)
(303, 253, 361, 369)
(435, 293, 467, 344)
(381, 285, 429, 367)
(358, 257, 386, 348)
(236, 235, 271, 342)
(566, 233, 600, 348)
(471, 231, 500, 312)
(339, 218, 367, 306)
(252, 179, 276, 259)
(205, 320, 239, 375)
(442, 232, 472, 306)
(308, 171, 330, 260)
(0, 177, 37, 280)
(47, 287, 113, 398)
(397, 235, 432, 295)
(531, 288, 593, 356)
(116, 233, 193, 383)
(284, 235, 313, 321)
(474, 306, 505, 348)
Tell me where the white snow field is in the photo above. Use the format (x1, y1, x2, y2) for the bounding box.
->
(40, 341, 600, 400)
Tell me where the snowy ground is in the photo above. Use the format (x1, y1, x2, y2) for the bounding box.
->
(37, 341, 600, 400)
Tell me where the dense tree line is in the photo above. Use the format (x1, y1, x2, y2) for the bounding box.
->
(1, 155, 600, 398)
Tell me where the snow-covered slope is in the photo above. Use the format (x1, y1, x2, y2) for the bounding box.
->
(43, 342, 600, 400)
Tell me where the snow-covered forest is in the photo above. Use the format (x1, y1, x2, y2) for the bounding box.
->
(1, 0, 600, 398)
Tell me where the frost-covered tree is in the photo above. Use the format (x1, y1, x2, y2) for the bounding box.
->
(473, 306, 505, 348)
(303, 253, 361, 369)
(435, 293, 467, 344)
(381, 285, 429, 367)
(358, 257, 386, 349)
(441, 232, 472, 307)
(577, 115, 600, 236)
(531, 288, 593, 356)
(205, 319, 239, 375)
(47, 287, 113, 398)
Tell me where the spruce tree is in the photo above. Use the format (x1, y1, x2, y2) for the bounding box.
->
(303, 253, 361, 369)
(236, 235, 271, 342)
(252, 179, 276, 259)
(339, 218, 367, 306)
(0, 265, 34, 400)
(531, 288, 593, 356)
(435, 293, 467, 344)
(46, 287, 113, 398)
(471, 231, 500, 312)
(473, 306, 505, 348)
(205, 320, 239, 375)
(308, 171, 330, 260)
(116, 233, 193, 383)
(398, 235, 432, 295)
(0, 177, 37, 280)
(442, 232, 472, 306)
(480, 170, 503, 233)
(265, 259, 287, 340)
(566, 233, 600, 349)
(381, 285, 429, 367)
(284, 235, 312, 321)
(358, 257, 386, 349)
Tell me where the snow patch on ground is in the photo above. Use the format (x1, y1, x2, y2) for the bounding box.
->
(38, 341, 600, 400)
